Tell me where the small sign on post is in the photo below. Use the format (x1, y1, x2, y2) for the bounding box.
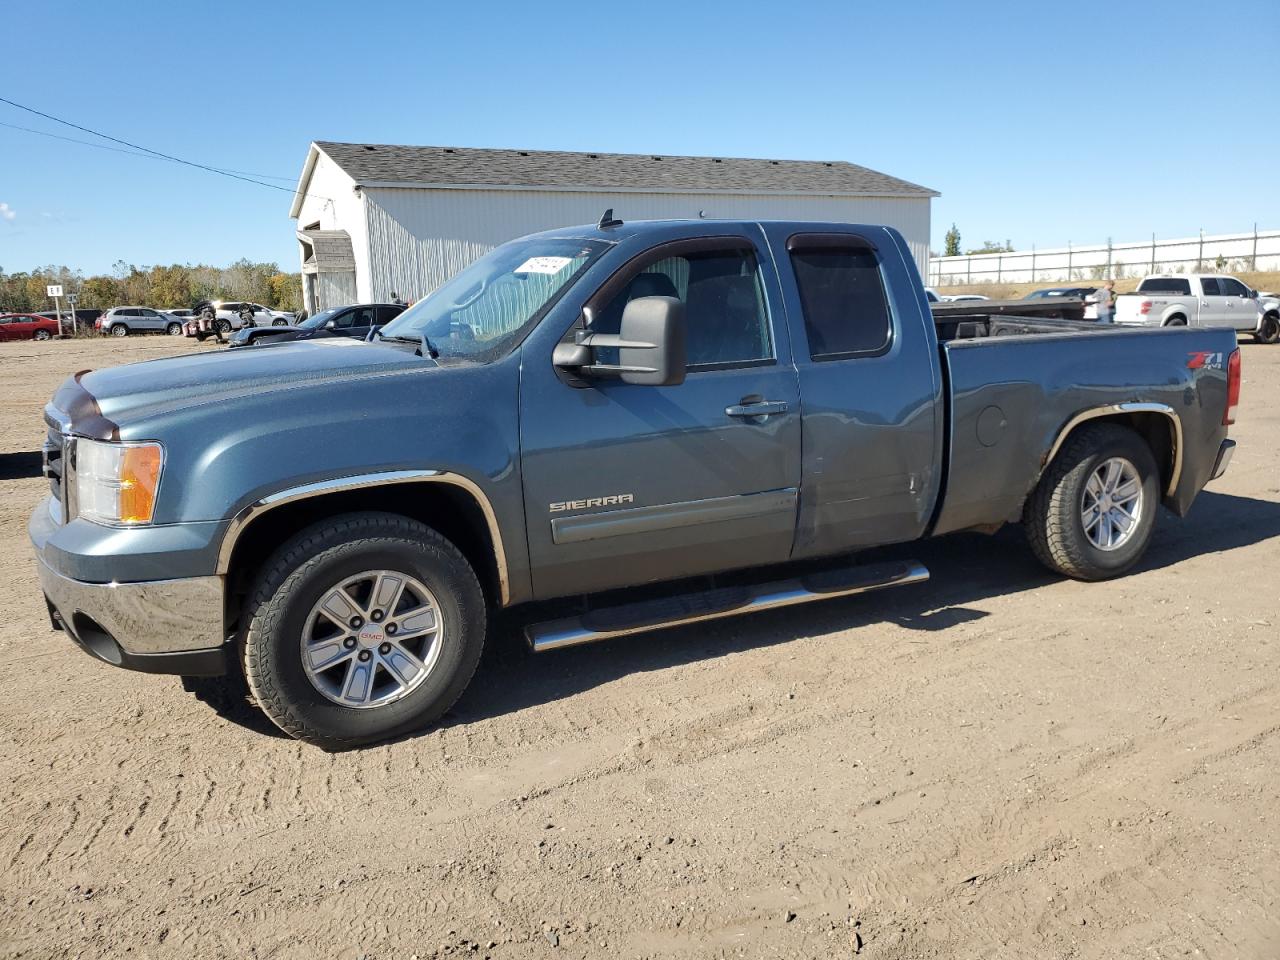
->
(47, 285, 66, 338)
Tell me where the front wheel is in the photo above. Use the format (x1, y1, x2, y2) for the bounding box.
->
(1257, 313, 1280, 345)
(216, 319, 232, 335)
(1023, 423, 1160, 581)
(166, 321, 183, 336)
(241, 513, 486, 749)
(33, 329, 52, 341)
(272, 318, 288, 327)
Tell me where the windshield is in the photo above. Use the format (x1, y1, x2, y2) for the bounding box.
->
(300, 307, 341, 330)
(379, 237, 611, 362)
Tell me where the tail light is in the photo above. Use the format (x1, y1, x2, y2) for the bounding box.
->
(1139, 300, 1153, 315)
(1224, 348, 1241, 425)
(94, 317, 101, 329)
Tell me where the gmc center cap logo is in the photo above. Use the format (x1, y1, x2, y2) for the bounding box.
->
(358, 625, 385, 646)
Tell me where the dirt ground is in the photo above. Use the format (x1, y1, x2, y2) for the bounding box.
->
(2, 335, 1278, 960)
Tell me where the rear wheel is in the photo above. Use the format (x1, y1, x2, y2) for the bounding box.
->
(272, 318, 288, 327)
(166, 321, 183, 336)
(241, 512, 486, 749)
(1164, 315, 1187, 327)
(110, 323, 129, 337)
(1257, 313, 1280, 345)
(33, 329, 52, 341)
(216, 319, 232, 335)
(1023, 423, 1160, 581)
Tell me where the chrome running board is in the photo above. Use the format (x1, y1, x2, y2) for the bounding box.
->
(526, 560, 930, 652)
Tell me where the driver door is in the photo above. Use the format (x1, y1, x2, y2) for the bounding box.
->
(518, 233, 802, 601)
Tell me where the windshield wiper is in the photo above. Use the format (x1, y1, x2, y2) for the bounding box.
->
(375, 329, 438, 358)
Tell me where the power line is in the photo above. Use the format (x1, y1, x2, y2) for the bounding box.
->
(0, 96, 323, 200)
(0, 119, 296, 181)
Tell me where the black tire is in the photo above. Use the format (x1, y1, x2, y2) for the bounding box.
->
(1257, 313, 1280, 345)
(1023, 423, 1160, 581)
(33, 329, 52, 341)
(110, 323, 129, 337)
(216, 319, 232, 334)
(1164, 315, 1187, 327)
(272, 318, 288, 327)
(241, 512, 486, 749)
(166, 321, 183, 336)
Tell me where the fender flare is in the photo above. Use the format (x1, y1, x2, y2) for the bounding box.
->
(1040, 402, 1183, 498)
(215, 469, 511, 605)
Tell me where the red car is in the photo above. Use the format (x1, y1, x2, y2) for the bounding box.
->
(0, 313, 61, 342)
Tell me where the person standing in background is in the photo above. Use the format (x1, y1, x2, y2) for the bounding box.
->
(1089, 280, 1116, 323)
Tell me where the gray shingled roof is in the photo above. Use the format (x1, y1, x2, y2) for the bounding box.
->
(313, 141, 937, 198)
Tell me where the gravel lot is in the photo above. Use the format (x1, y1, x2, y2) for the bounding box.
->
(2, 336, 1278, 959)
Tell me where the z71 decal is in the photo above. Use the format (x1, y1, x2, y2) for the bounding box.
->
(1187, 351, 1226, 370)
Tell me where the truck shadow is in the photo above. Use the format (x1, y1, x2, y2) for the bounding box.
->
(446, 490, 1280, 730)
(0, 451, 43, 481)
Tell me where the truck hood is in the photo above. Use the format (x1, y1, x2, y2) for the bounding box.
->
(51, 339, 432, 439)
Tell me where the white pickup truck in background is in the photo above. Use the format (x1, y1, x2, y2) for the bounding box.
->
(1115, 274, 1276, 342)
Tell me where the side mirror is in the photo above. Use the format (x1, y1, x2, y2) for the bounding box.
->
(324, 319, 336, 329)
(553, 296, 687, 386)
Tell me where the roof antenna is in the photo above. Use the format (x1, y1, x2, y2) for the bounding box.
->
(597, 208, 623, 229)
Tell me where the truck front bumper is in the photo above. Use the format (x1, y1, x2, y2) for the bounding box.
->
(30, 497, 229, 676)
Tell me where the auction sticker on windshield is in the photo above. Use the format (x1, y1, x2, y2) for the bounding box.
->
(514, 256, 573, 275)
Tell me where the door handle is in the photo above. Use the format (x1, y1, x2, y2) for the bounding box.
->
(726, 400, 789, 419)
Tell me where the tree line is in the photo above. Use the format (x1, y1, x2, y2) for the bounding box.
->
(0, 260, 302, 314)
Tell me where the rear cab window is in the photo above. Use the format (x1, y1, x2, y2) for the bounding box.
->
(1137, 278, 1192, 295)
(786, 234, 892, 361)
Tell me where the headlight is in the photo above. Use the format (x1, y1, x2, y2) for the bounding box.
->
(71, 439, 164, 525)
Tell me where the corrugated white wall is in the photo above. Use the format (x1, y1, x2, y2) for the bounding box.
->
(294, 153, 370, 297)
(362, 188, 931, 301)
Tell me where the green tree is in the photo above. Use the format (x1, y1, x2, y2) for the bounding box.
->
(267, 273, 302, 312)
(80, 276, 121, 309)
(944, 224, 961, 257)
(965, 240, 1015, 255)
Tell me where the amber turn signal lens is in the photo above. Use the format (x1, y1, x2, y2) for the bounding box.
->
(119, 444, 163, 523)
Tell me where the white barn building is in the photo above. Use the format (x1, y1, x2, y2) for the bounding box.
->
(289, 141, 937, 313)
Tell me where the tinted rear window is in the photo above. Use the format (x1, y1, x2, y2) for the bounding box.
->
(789, 244, 892, 360)
(1138, 278, 1191, 295)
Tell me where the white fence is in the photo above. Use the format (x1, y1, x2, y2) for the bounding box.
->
(928, 228, 1280, 287)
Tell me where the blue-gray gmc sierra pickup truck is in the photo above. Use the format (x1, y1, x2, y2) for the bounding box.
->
(30, 218, 1240, 748)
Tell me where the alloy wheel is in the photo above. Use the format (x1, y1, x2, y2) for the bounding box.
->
(1081, 456, 1144, 551)
(300, 570, 444, 709)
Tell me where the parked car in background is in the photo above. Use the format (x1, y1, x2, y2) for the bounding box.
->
(165, 308, 196, 321)
(924, 287, 940, 303)
(1114, 274, 1269, 341)
(214, 302, 293, 328)
(96, 307, 187, 337)
(941, 294, 991, 302)
(1259, 292, 1280, 343)
(1026, 286, 1097, 300)
(228, 303, 405, 348)
(0, 313, 61, 341)
(37, 309, 104, 332)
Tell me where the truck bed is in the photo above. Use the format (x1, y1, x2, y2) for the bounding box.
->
(931, 323, 1236, 537)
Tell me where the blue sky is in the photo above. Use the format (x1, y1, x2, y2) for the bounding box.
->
(1, 0, 1276, 275)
